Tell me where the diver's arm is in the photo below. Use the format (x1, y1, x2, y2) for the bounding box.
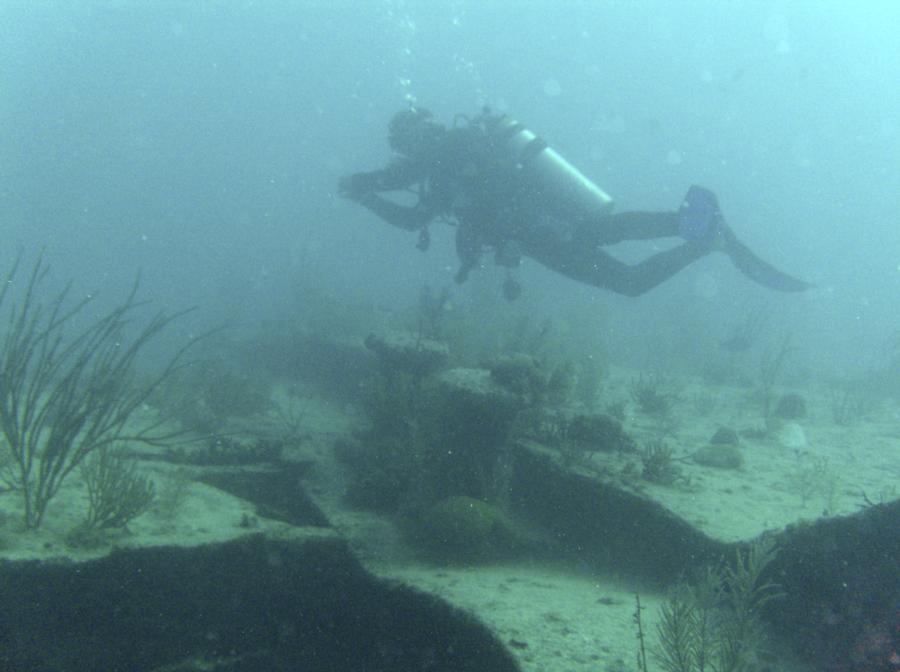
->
(340, 157, 436, 232)
(339, 158, 426, 196)
(354, 192, 434, 232)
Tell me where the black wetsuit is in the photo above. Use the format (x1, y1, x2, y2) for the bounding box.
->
(340, 115, 811, 296)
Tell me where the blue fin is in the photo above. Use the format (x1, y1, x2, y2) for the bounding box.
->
(678, 186, 720, 241)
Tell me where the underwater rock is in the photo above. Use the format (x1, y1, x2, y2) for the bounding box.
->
(509, 443, 726, 581)
(335, 437, 413, 513)
(774, 421, 808, 450)
(0, 533, 520, 672)
(413, 495, 542, 561)
(768, 499, 900, 672)
(709, 426, 740, 446)
(437, 368, 524, 428)
(565, 412, 637, 453)
(692, 444, 744, 470)
(198, 463, 328, 527)
(488, 353, 547, 404)
(364, 331, 449, 377)
(774, 392, 807, 420)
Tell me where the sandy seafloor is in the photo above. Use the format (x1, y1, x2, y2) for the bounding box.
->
(299, 368, 894, 672)
(0, 367, 896, 672)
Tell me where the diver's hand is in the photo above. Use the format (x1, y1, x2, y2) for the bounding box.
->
(338, 173, 374, 201)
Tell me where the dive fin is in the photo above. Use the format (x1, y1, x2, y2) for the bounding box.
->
(678, 186, 720, 242)
(724, 236, 814, 292)
(679, 185, 814, 292)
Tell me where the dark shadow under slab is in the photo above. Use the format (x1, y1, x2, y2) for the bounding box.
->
(0, 532, 520, 672)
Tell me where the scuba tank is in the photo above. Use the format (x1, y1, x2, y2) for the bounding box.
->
(486, 115, 614, 221)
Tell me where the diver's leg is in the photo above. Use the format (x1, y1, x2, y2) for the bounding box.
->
(566, 244, 709, 296)
(579, 211, 680, 245)
(606, 244, 711, 295)
(522, 225, 708, 297)
(577, 186, 719, 246)
(577, 186, 725, 246)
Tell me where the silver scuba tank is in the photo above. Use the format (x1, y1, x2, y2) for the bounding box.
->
(490, 116, 614, 220)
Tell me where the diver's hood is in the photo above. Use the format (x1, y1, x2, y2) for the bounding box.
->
(389, 107, 445, 157)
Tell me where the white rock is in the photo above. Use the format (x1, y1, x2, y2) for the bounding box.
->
(776, 421, 807, 449)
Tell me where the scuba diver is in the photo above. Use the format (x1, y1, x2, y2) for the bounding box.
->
(338, 106, 813, 300)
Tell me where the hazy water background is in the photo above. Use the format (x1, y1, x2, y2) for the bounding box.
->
(2, 1, 898, 378)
